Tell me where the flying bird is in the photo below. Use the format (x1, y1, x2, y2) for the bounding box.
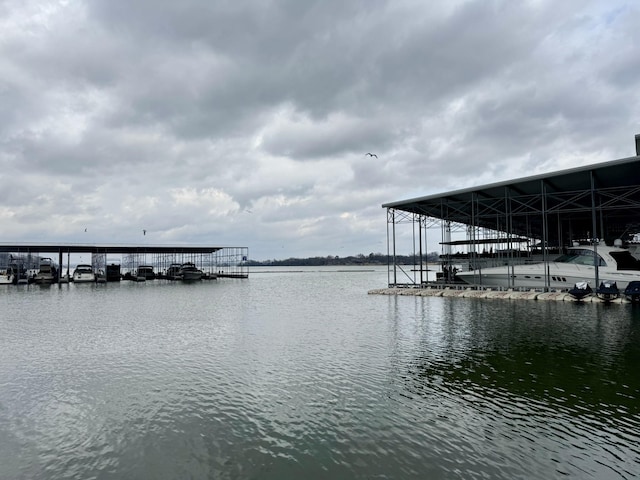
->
(84, 228, 87, 232)
(365, 153, 377, 158)
(143, 229, 146, 236)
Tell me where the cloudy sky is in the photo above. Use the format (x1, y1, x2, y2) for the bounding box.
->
(2, 0, 639, 260)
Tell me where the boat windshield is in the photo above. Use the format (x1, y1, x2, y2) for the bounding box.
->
(553, 248, 607, 266)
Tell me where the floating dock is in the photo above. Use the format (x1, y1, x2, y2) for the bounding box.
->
(368, 285, 631, 303)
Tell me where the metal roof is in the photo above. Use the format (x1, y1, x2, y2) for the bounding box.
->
(0, 243, 224, 254)
(382, 154, 640, 243)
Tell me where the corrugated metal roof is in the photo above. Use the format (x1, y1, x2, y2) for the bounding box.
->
(382, 153, 640, 243)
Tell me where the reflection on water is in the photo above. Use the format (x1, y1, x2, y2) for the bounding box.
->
(393, 297, 640, 479)
(1, 270, 639, 479)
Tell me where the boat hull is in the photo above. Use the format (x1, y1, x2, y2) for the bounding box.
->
(181, 272, 203, 282)
(457, 263, 639, 291)
(180, 263, 203, 282)
(567, 281, 593, 300)
(34, 275, 56, 284)
(73, 273, 96, 283)
(73, 264, 96, 283)
(595, 281, 620, 302)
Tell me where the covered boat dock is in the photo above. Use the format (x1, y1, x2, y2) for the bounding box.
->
(382, 135, 640, 289)
(0, 243, 249, 282)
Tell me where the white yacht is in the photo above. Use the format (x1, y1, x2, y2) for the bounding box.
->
(72, 264, 96, 283)
(456, 241, 640, 291)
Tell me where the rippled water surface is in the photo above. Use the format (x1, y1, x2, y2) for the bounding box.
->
(1, 267, 639, 479)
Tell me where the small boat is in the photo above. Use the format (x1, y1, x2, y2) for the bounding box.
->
(72, 264, 96, 283)
(180, 262, 203, 282)
(134, 271, 146, 282)
(106, 263, 121, 282)
(137, 265, 156, 280)
(34, 258, 58, 284)
(166, 263, 183, 280)
(568, 281, 592, 301)
(0, 267, 15, 285)
(1, 263, 28, 285)
(13, 264, 29, 285)
(624, 281, 640, 303)
(595, 280, 619, 302)
(12, 262, 30, 285)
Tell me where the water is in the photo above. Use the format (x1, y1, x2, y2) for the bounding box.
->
(1, 267, 639, 479)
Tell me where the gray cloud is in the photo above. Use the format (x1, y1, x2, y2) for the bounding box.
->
(1, 0, 638, 259)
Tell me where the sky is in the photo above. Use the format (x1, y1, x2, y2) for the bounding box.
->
(1, 0, 639, 261)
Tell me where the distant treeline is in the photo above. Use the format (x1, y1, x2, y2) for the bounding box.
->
(246, 252, 440, 266)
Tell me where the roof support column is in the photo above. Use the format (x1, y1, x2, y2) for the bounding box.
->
(412, 213, 417, 285)
(590, 170, 600, 288)
(58, 249, 63, 287)
(418, 214, 424, 285)
(471, 192, 480, 285)
(505, 187, 513, 288)
(386, 208, 397, 286)
(541, 180, 550, 291)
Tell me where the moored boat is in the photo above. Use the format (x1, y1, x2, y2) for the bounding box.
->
(72, 264, 96, 283)
(457, 241, 640, 291)
(34, 258, 58, 284)
(0, 267, 15, 285)
(137, 265, 156, 280)
(623, 281, 640, 303)
(568, 281, 593, 301)
(166, 263, 183, 280)
(106, 263, 121, 282)
(595, 280, 620, 302)
(13, 264, 29, 284)
(180, 262, 203, 282)
(12, 263, 29, 284)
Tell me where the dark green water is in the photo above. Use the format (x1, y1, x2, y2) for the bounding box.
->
(1, 267, 639, 479)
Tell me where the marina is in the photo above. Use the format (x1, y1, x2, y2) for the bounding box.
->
(0, 243, 249, 285)
(382, 135, 640, 297)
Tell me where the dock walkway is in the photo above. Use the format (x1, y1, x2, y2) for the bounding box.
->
(368, 285, 629, 303)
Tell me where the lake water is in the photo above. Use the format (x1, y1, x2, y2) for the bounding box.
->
(1, 267, 639, 479)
